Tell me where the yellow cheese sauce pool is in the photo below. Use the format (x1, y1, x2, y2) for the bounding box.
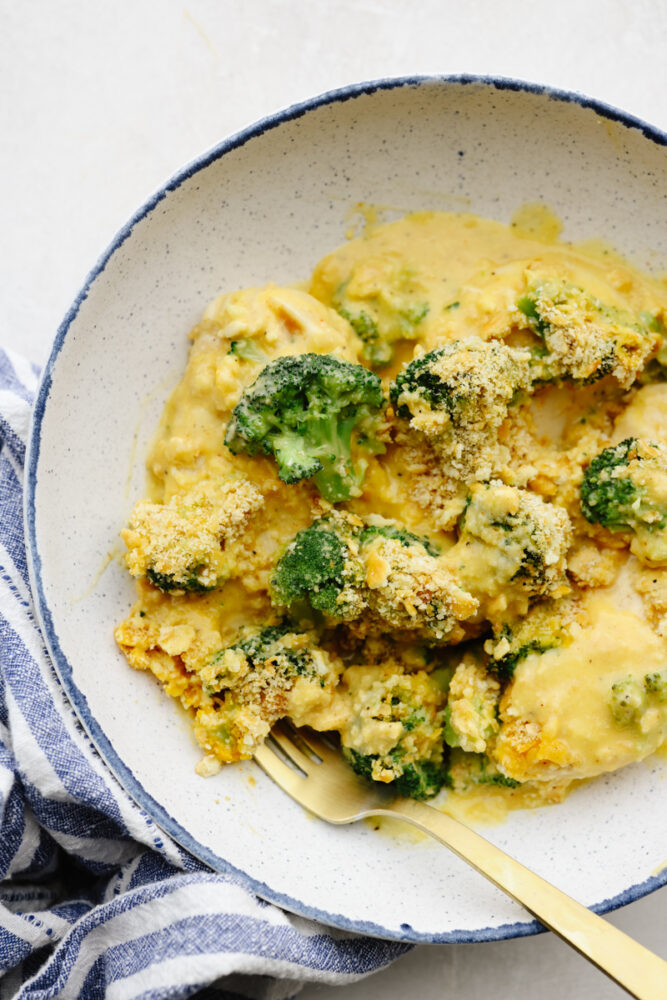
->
(115, 205, 667, 816)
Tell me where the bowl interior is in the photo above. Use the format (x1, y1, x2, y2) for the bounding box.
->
(27, 78, 667, 941)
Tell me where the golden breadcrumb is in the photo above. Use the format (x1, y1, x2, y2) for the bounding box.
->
(358, 533, 478, 642)
(122, 478, 264, 591)
(445, 657, 500, 754)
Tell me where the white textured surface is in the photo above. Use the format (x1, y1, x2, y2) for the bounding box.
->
(3, 1, 667, 997)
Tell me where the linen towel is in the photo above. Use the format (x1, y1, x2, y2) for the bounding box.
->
(0, 347, 410, 999)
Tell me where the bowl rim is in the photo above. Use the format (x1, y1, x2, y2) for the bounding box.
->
(24, 73, 667, 944)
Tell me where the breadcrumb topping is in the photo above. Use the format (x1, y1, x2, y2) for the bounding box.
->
(122, 478, 264, 591)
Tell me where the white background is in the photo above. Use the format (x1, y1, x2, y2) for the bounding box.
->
(2, 1, 666, 997)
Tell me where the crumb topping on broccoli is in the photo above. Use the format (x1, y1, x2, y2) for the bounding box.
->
(339, 665, 448, 800)
(271, 511, 478, 641)
(122, 479, 264, 593)
(516, 278, 661, 388)
(447, 482, 572, 621)
(580, 437, 667, 565)
(390, 338, 531, 482)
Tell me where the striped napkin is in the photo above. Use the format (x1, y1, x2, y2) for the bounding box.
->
(0, 348, 409, 999)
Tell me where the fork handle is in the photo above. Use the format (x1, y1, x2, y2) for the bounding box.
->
(382, 798, 666, 1000)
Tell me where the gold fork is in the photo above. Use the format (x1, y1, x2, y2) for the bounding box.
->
(254, 722, 667, 1000)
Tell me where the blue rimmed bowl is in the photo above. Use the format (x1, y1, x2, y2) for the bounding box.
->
(26, 76, 667, 943)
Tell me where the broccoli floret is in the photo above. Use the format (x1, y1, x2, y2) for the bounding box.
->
(580, 438, 667, 564)
(327, 261, 430, 367)
(202, 622, 333, 694)
(337, 309, 392, 367)
(271, 512, 478, 641)
(359, 527, 478, 641)
(344, 749, 446, 800)
(359, 520, 440, 557)
(446, 749, 521, 791)
(393, 760, 445, 799)
(581, 438, 667, 529)
(447, 482, 572, 620)
(389, 339, 531, 482)
(609, 676, 645, 726)
(270, 511, 366, 620)
(490, 639, 546, 680)
(233, 623, 314, 676)
(516, 278, 661, 388)
(339, 302, 430, 368)
(196, 623, 341, 762)
(484, 598, 574, 679)
(224, 353, 385, 502)
(145, 567, 216, 593)
(638, 318, 667, 383)
(609, 669, 667, 725)
(228, 339, 269, 364)
(644, 670, 667, 699)
(339, 666, 448, 800)
(442, 657, 500, 753)
(580, 439, 648, 530)
(343, 746, 376, 781)
(121, 480, 264, 594)
(487, 631, 555, 680)
(391, 338, 530, 423)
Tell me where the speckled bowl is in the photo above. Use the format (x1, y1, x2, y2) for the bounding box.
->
(26, 76, 667, 943)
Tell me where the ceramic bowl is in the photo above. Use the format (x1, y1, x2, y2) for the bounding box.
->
(26, 76, 667, 942)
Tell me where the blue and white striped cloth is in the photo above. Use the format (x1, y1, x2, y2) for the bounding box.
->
(0, 348, 410, 999)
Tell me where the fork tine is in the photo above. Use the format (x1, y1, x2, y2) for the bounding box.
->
(270, 722, 317, 774)
(254, 741, 306, 791)
(288, 726, 345, 768)
(278, 720, 324, 761)
(256, 725, 390, 824)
